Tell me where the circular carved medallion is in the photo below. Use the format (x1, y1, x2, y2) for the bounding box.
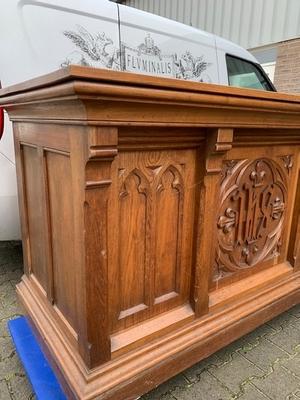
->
(216, 158, 287, 273)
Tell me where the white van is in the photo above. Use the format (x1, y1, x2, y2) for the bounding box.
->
(0, 0, 275, 241)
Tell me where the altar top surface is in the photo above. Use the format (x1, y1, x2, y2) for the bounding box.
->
(0, 65, 300, 104)
(2, 66, 300, 130)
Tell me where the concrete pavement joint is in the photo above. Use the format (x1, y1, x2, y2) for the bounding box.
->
(234, 381, 273, 400)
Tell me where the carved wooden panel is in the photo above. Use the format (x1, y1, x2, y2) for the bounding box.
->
(215, 157, 289, 281)
(155, 166, 183, 302)
(46, 151, 77, 330)
(22, 145, 47, 291)
(118, 170, 149, 318)
(110, 149, 196, 332)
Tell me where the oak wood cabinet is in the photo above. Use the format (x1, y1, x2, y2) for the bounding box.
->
(1, 66, 300, 399)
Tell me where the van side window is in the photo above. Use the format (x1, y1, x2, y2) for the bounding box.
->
(226, 55, 273, 91)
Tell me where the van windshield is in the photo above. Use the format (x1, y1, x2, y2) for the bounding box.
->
(226, 55, 274, 91)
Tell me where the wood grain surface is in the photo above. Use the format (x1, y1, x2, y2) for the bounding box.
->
(1, 67, 300, 399)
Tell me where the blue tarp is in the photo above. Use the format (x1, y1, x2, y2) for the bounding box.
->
(8, 316, 66, 400)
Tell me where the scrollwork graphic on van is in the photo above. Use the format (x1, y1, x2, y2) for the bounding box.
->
(121, 34, 173, 77)
(137, 33, 162, 58)
(62, 27, 212, 82)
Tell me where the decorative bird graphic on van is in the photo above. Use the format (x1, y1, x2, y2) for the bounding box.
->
(175, 51, 210, 81)
(62, 25, 212, 82)
(62, 25, 120, 69)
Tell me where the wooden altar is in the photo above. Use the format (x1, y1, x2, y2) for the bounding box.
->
(1, 66, 300, 400)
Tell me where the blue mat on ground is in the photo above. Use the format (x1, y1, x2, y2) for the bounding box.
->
(8, 316, 66, 400)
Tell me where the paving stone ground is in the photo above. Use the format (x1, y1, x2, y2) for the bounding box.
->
(0, 241, 300, 400)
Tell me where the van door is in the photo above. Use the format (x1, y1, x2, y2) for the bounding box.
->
(0, 0, 120, 241)
(0, 0, 120, 87)
(118, 4, 219, 83)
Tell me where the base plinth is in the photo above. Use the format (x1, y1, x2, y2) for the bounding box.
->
(17, 269, 300, 400)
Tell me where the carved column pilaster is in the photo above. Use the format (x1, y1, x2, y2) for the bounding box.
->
(193, 128, 233, 316)
(82, 127, 118, 368)
(288, 167, 300, 271)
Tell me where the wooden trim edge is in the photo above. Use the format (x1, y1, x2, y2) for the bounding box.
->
(16, 272, 300, 400)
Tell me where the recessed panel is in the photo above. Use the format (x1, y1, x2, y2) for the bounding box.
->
(46, 151, 77, 330)
(110, 149, 197, 332)
(22, 145, 47, 290)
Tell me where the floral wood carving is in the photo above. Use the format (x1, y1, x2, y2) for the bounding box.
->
(216, 158, 288, 277)
(280, 155, 293, 174)
(220, 160, 238, 183)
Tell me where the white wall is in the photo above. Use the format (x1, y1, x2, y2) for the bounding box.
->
(122, 0, 300, 50)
